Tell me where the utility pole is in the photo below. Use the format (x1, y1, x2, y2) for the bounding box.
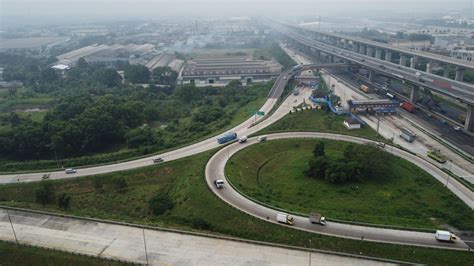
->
(376, 115, 380, 137)
(142, 228, 149, 266)
(7, 210, 19, 245)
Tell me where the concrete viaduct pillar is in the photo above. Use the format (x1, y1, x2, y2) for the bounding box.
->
(352, 43, 359, 53)
(465, 104, 474, 132)
(410, 85, 419, 103)
(455, 67, 465, 82)
(410, 56, 418, 69)
(375, 49, 382, 59)
(443, 67, 450, 78)
(385, 51, 392, 62)
(400, 54, 407, 66)
(426, 61, 434, 74)
(366, 46, 373, 57)
(359, 44, 365, 54)
(368, 70, 375, 82)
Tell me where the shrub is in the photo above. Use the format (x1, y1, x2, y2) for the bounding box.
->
(148, 194, 174, 216)
(35, 181, 56, 206)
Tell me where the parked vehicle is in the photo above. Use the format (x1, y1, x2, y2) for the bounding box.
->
(400, 127, 415, 142)
(238, 136, 248, 143)
(435, 230, 457, 242)
(214, 179, 225, 189)
(453, 126, 461, 131)
(217, 132, 237, 144)
(427, 150, 447, 164)
(257, 136, 267, 142)
(153, 157, 164, 163)
(293, 90, 299, 96)
(360, 85, 369, 93)
(309, 213, 326, 225)
(276, 212, 294, 225)
(386, 93, 395, 99)
(65, 168, 77, 174)
(400, 102, 415, 113)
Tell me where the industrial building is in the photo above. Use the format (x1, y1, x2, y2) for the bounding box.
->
(178, 58, 282, 87)
(56, 44, 156, 67)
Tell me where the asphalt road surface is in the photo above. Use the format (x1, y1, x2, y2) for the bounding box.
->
(205, 132, 472, 250)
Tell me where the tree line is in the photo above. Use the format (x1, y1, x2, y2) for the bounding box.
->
(305, 141, 392, 183)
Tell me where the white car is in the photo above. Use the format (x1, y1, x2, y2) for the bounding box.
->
(65, 168, 77, 174)
(453, 126, 461, 131)
(238, 136, 248, 143)
(257, 136, 267, 142)
(214, 179, 224, 189)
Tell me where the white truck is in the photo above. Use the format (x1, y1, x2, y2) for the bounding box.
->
(435, 230, 457, 242)
(309, 213, 326, 225)
(276, 212, 294, 225)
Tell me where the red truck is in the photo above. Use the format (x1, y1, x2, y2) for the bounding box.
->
(400, 102, 415, 113)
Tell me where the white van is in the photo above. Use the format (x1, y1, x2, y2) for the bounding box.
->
(257, 136, 267, 142)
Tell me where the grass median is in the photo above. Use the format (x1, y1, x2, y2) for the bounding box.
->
(225, 139, 474, 230)
(0, 150, 473, 265)
(0, 241, 126, 266)
(258, 108, 387, 142)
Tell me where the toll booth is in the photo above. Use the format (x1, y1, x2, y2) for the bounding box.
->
(348, 99, 398, 115)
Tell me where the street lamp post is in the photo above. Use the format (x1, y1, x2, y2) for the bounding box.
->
(308, 239, 312, 266)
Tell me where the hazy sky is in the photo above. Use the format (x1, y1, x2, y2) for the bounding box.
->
(1, 0, 472, 26)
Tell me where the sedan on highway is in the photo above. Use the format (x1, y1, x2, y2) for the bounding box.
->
(65, 168, 77, 174)
(153, 157, 164, 163)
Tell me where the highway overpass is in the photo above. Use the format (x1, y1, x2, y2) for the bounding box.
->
(267, 20, 474, 132)
(271, 19, 474, 80)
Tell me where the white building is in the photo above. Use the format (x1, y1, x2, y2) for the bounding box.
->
(450, 50, 474, 62)
(343, 117, 361, 130)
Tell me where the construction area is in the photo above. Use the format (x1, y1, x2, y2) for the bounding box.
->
(178, 58, 282, 87)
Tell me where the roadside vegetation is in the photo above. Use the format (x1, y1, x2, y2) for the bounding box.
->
(0, 241, 125, 266)
(0, 53, 271, 172)
(0, 151, 472, 265)
(254, 40, 296, 69)
(226, 139, 474, 230)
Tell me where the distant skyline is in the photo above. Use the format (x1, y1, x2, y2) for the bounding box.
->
(1, 0, 473, 26)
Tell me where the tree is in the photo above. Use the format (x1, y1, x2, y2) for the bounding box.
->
(305, 156, 329, 179)
(35, 181, 56, 206)
(152, 66, 178, 85)
(148, 193, 174, 215)
(77, 57, 88, 69)
(94, 69, 122, 87)
(40, 68, 59, 83)
(312, 141, 325, 157)
(125, 64, 150, 84)
(57, 193, 71, 210)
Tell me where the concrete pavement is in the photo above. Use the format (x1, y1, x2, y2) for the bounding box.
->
(0, 209, 396, 265)
(205, 132, 472, 250)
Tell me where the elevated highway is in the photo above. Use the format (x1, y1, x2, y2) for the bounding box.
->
(268, 21, 474, 131)
(272, 19, 474, 74)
